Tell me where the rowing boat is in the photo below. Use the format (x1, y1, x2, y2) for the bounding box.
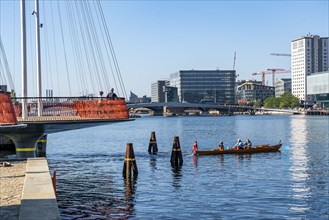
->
(196, 143, 282, 156)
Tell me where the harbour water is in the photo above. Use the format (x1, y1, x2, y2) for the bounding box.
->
(47, 115, 329, 219)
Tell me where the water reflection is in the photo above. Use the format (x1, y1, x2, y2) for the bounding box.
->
(234, 154, 252, 161)
(218, 155, 224, 167)
(149, 154, 157, 171)
(289, 117, 311, 214)
(192, 155, 198, 168)
(172, 167, 182, 188)
(123, 176, 137, 218)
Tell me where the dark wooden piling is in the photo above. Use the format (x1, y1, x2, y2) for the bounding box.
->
(170, 136, 183, 167)
(52, 170, 56, 194)
(148, 131, 158, 154)
(36, 134, 47, 157)
(123, 143, 138, 178)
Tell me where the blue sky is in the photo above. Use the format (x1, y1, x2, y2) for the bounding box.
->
(0, 0, 328, 97)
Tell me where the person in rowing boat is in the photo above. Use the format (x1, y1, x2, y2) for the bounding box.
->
(244, 139, 252, 149)
(191, 140, 198, 155)
(233, 139, 244, 150)
(218, 141, 224, 151)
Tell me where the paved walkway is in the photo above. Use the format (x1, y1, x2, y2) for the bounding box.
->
(0, 160, 27, 220)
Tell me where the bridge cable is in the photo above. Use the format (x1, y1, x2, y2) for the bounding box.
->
(65, 1, 84, 95)
(75, 1, 97, 96)
(57, 0, 72, 96)
(91, 1, 113, 94)
(42, 1, 53, 94)
(83, 1, 112, 94)
(49, 1, 61, 96)
(68, 1, 88, 95)
(0, 36, 15, 91)
(92, 1, 119, 95)
(80, 1, 102, 94)
(97, 0, 128, 100)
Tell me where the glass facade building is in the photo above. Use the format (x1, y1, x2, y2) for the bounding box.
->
(169, 70, 236, 104)
(307, 71, 329, 109)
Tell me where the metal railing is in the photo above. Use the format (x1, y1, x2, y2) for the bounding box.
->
(12, 96, 123, 117)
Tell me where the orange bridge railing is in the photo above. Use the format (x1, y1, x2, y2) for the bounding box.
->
(4, 96, 129, 121)
(0, 92, 18, 125)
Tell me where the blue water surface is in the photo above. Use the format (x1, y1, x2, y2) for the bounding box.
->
(47, 115, 329, 219)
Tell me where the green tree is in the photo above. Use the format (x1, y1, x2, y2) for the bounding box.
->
(290, 97, 299, 108)
(279, 92, 299, 108)
(254, 100, 262, 107)
(264, 97, 280, 108)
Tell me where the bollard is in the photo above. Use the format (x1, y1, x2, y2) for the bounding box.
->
(52, 170, 56, 194)
(36, 134, 47, 157)
(148, 131, 158, 154)
(123, 143, 138, 178)
(170, 136, 183, 167)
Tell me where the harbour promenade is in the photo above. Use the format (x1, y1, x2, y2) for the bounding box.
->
(0, 158, 60, 220)
(0, 160, 26, 220)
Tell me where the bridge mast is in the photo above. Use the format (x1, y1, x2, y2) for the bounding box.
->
(20, 0, 28, 119)
(33, 0, 43, 116)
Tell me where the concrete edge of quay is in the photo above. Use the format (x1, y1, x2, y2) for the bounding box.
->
(19, 158, 60, 220)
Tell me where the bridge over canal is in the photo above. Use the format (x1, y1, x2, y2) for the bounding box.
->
(127, 102, 300, 116)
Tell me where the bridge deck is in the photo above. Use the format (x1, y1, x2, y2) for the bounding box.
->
(17, 116, 133, 124)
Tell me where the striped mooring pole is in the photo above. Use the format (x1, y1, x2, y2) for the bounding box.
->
(148, 131, 158, 154)
(170, 136, 183, 167)
(36, 134, 47, 157)
(123, 143, 138, 178)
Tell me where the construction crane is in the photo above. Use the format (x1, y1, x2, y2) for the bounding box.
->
(252, 71, 269, 86)
(252, 69, 290, 86)
(270, 53, 291, 56)
(267, 68, 290, 86)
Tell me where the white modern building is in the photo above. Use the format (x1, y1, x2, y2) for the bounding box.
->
(291, 34, 329, 101)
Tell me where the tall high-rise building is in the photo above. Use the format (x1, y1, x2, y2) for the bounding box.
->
(291, 34, 329, 101)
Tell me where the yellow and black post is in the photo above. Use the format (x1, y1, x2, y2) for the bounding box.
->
(148, 131, 158, 154)
(36, 134, 47, 157)
(123, 143, 138, 178)
(170, 136, 183, 167)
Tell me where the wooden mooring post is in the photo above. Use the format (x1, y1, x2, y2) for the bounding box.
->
(170, 136, 183, 167)
(123, 143, 138, 178)
(52, 169, 56, 193)
(148, 131, 158, 154)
